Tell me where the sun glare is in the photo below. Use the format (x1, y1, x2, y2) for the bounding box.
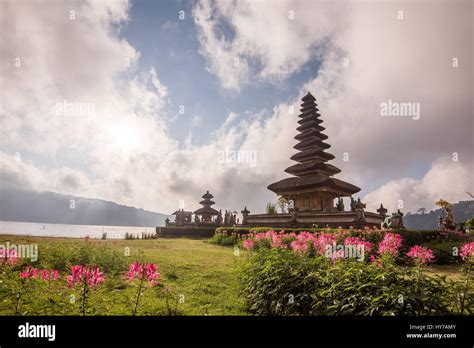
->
(107, 122, 142, 153)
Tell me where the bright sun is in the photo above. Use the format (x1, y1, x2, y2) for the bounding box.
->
(107, 122, 142, 153)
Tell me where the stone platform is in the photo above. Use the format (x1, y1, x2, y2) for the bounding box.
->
(244, 211, 384, 229)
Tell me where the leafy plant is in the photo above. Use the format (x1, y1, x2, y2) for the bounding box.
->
(239, 246, 471, 315)
(266, 202, 277, 215)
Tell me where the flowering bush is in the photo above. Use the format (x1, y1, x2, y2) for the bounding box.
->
(0, 240, 177, 316)
(378, 233, 403, 256)
(407, 245, 435, 264)
(126, 261, 160, 285)
(240, 245, 471, 315)
(239, 235, 474, 315)
(20, 267, 60, 281)
(125, 261, 160, 315)
(0, 248, 19, 267)
(242, 230, 377, 262)
(67, 265, 105, 315)
(460, 242, 474, 261)
(242, 239, 254, 250)
(67, 265, 104, 288)
(456, 242, 474, 314)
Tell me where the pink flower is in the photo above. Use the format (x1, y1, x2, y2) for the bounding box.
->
(125, 262, 160, 285)
(144, 263, 160, 285)
(344, 237, 373, 253)
(242, 239, 254, 250)
(40, 269, 60, 281)
(20, 267, 60, 281)
(370, 255, 383, 268)
(41, 270, 50, 280)
(86, 267, 104, 287)
(271, 235, 285, 248)
(378, 233, 402, 256)
(460, 242, 474, 261)
(265, 230, 277, 239)
(255, 233, 266, 241)
(290, 239, 310, 254)
(67, 265, 104, 288)
(313, 233, 336, 255)
(0, 248, 19, 266)
(407, 245, 435, 264)
(20, 266, 38, 279)
(51, 270, 60, 280)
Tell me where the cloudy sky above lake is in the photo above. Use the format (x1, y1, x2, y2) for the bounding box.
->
(1, 0, 472, 216)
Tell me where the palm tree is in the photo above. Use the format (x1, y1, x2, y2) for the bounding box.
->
(417, 207, 426, 215)
(266, 202, 277, 215)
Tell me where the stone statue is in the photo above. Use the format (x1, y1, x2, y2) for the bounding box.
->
(377, 204, 388, 218)
(216, 209, 223, 225)
(165, 217, 170, 227)
(354, 198, 366, 222)
(381, 210, 405, 229)
(175, 209, 183, 227)
(194, 214, 200, 224)
(290, 209, 297, 224)
(438, 206, 456, 230)
(288, 199, 295, 211)
(241, 207, 249, 225)
(224, 210, 229, 226)
(184, 213, 191, 223)
(350, 197, 356, 212)
(437, 216, 444, 230)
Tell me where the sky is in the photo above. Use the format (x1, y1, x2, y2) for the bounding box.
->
(0, 0, 472, 217)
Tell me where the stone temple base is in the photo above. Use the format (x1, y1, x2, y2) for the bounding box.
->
(156, 226, 217, 237)
(244, 211, 385, 229)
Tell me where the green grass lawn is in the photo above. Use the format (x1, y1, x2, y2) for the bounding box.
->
(0, 234, 468, 316)
(0, 235, 246, 315)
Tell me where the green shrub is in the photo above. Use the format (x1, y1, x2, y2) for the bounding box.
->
(240, 248, 465, 315)
(39, 241, 128, 275)
(240, 248, 325, 315)
(420, 241, 465, 265)
(208, 233, 239, 246)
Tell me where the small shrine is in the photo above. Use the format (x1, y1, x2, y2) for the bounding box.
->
(194, 191, 219, 224)
(164, 190, 238, 228)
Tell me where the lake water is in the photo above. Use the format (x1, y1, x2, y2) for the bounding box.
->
(0, 221, 157, 239)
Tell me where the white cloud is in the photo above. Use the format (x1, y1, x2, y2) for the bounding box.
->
(363, 157, 473, 213)
(192, 0, 473, 212)
(193, 0, 344, 91)
(0, 0, 472, 220)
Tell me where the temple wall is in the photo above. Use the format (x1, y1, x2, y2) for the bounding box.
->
(292, 192, 335, 212)
(245, 211, 384, 229)
(156, 226, 216, 237)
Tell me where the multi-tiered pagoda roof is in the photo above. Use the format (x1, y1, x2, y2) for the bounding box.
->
(268, 92, 360, 196)
(194, 191, 219, 215)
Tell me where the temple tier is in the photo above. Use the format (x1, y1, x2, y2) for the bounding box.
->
(194, 191, 219, 223)
(268, 92, 360, 213)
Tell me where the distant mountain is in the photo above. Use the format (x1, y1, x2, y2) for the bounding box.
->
(0, 187, 168, 227)
(404, 200, 474, 230)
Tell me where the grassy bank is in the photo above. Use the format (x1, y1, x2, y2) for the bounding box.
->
(0, 234, 467, 316)
(0, 235, 246, 315)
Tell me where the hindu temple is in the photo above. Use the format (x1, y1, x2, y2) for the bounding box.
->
(243, 92, 386, 228)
